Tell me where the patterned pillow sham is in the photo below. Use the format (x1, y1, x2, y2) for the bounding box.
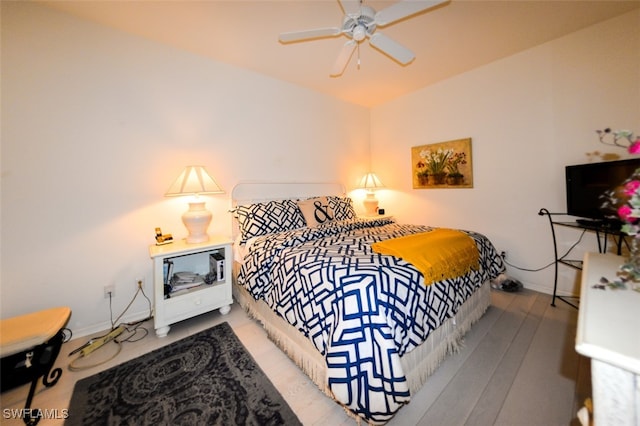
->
(327, 196, 357, 220)
(233, 199, 305, 243)
(297, 196, 335, 228)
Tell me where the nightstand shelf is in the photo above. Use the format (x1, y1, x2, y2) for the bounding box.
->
(149, 235, 233, 337)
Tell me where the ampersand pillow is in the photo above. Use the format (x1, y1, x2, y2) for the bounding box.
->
(297, 197, 335, 228)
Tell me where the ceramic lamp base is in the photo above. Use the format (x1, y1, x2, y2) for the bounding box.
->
(363, 192, 379, 216)
(182, 201, 211, 244)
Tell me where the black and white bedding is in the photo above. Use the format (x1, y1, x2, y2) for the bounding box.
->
(233, 196, 505, 424)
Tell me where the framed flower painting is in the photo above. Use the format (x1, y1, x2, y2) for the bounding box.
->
(412, 138, 473, 189)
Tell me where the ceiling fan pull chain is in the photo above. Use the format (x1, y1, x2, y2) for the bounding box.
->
(357, 43, 361, 69)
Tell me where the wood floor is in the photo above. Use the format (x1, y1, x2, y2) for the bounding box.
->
(1, 288, 590, 425)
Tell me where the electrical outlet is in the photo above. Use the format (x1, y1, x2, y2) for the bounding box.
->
(135, 277, 145, 290)
(104, 285, 115, 299)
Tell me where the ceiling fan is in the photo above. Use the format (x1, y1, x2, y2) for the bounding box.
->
(278, 0, 448, 77)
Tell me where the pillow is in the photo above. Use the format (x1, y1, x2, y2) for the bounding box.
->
(327, 196, 357, 221)
(233, 199, 305, 243)
(297, 197, 335, 228)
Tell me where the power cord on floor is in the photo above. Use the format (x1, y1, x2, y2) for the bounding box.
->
(503, 228, 589, 272)
(68, 283, 154, 371)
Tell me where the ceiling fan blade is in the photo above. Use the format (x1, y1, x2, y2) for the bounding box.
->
(338, 0, 361, 16)
(279, 27, 342, 43)
(375, 0, 448, 27)
(369, 33, 415, 64)
(330, 40, 357, 77)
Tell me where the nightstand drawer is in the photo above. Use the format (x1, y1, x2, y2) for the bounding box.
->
(163, 284, 231, 321)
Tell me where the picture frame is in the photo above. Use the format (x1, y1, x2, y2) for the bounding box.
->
(411, 138, 473, 189)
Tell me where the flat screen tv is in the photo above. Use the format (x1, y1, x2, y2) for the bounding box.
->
(565, 158, 640, 223)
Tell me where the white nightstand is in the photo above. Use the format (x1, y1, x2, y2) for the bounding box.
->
(149, 235, 233, 337)
(359, 214, 394, 221)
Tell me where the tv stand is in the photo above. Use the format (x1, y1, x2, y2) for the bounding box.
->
(538, 208, 627, 309)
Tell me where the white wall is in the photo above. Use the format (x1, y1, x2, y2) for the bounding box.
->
(371, 10, 640, 296)
(0, 3, 370, 335)
(3, 3, 638, 335)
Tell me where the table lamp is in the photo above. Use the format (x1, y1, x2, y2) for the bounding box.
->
(165, 165, 224, 243)
(359, 172, 384, 216)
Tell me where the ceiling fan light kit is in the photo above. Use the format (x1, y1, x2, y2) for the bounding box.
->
(278, 0, 448, 77)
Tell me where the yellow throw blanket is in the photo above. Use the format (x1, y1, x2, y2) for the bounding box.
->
(371, 229, 479, 285)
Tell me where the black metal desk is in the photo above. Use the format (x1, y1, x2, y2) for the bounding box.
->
(538, 208, 627, 309)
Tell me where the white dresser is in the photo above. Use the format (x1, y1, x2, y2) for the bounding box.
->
(576, 252, 640, 426)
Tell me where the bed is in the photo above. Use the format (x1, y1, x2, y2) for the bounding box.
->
(231, 183, 505, 424)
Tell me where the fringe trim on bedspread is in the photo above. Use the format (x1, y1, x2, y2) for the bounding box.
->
(232, 271, 491, 425)
(401, 282, 490, 394)
(232, 280, 363, 423)
(232, 282, 330, 392)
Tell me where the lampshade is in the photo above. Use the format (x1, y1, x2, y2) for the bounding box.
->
(358, 172, 384, 216)
(358, 172, 384, 190)
(165, 166, 224, 244)
(165, 165, 224, 196)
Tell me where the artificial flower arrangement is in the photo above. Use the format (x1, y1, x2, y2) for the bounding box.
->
(596, 128, 640, 291)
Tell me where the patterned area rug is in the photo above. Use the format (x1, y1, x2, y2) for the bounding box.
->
(66, 322, 301, 425)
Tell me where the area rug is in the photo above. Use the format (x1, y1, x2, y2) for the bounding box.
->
(66, 322, 301, 425)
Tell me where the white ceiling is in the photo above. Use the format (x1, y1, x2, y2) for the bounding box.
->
(40, 0, 640, 108)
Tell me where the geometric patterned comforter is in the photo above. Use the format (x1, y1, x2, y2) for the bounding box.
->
(237, 218, 505, 424)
